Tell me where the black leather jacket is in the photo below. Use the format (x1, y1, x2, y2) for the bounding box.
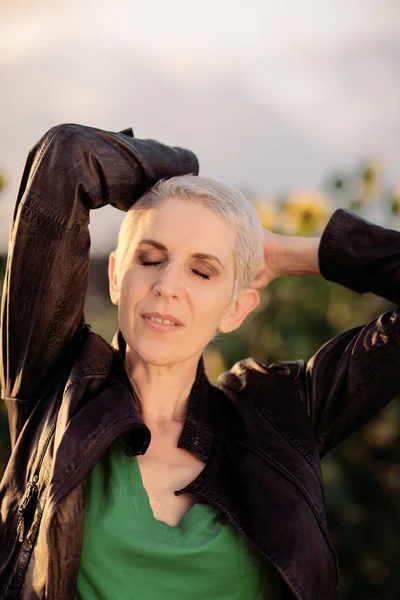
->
(1, 124, 399, 600)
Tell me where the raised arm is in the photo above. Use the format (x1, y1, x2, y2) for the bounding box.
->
(306, 209, 400, 456)
(0, 124, 198, 407)
(255, 209, 400, 457)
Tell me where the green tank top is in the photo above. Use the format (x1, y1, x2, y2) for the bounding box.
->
(74, 440, 283, 599)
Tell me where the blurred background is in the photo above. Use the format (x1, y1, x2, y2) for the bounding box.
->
(1, 0, 400, 597)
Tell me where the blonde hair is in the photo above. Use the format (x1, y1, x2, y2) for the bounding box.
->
(115, 175, 264, 299)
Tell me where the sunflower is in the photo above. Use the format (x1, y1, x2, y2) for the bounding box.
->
(280, 191, 330, 236)
(252, 200, 278, 231)
(391, 184, 400, 216)
(358, 160, 383, 203)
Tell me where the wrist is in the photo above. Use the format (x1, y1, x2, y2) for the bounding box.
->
(274, 235, 321, 277)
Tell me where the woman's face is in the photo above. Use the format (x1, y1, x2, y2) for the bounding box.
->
(109, 197, 259, 367)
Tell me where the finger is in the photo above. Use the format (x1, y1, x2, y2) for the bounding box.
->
(252, 272, 269, 290)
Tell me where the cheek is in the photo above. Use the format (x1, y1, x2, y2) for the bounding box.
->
(192, 288, 231, 326)
(118, 274, 146, 322)
(120, 269, 148, 299)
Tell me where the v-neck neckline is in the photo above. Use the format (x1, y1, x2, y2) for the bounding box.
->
(132, 455, 218, 540)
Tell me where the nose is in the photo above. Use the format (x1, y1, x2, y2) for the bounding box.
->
(152, 261, 182, 299)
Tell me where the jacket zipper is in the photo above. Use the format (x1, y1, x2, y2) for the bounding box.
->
(17, 328, 88, 546)
(42, 419, 145, 600)
(17, 422, 56, 543)
(16, 476, 39, 542)
(0, 422, 56, 599)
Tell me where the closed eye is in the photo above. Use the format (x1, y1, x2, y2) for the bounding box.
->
(192, 269, 211, 280)
(141, 260, 162, 267)
(140, 260, 210, 280)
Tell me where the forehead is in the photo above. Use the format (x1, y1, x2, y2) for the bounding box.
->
(132, 197, 236, 260)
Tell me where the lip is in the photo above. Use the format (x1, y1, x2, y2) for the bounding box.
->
(141, 312, 184, 327)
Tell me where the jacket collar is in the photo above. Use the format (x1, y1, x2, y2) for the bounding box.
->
(111, 328, 216, 461)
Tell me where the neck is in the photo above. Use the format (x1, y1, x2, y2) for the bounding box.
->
(124, 348, 202, 427)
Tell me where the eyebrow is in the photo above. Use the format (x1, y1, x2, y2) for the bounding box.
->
(137, 239, 225, 270)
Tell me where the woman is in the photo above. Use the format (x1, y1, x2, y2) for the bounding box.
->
(0, 123, 399, 600)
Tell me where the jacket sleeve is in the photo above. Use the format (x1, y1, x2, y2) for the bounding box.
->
(0, 123, 199, 403)
(303, 208, 400, 457)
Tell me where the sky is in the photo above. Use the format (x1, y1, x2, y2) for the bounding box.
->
(1, 0, 399, 254)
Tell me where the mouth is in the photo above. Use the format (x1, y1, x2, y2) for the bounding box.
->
(141, 312, 184, 332)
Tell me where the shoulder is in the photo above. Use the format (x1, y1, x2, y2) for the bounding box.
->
(65, 324, 127, 393)
(216, 357, 306, 394)
(213, 358, 316, 463)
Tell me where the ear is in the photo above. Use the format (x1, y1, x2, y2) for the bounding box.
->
(108, 250, 120, 306)
(218, 288, 260, 334)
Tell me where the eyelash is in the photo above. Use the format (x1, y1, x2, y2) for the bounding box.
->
(140, 260, 211, 280)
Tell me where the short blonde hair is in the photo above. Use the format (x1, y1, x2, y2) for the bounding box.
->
(115, 175, 264, 299)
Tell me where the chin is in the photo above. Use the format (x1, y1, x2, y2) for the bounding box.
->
(126, 337, 205, 369)
(125, 340, 184, 367)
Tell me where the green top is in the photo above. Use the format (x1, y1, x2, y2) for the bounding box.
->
(75, 440, 283, 600)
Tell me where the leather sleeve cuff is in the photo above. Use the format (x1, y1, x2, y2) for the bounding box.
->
(318, 208, 377, 294)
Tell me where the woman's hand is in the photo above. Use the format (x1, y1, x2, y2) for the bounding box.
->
(251, 229, 322, 290)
